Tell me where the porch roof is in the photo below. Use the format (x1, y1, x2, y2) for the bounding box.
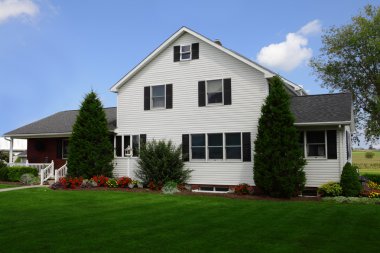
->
(4, 107, 116, 138)
(291, 93, 352, 125)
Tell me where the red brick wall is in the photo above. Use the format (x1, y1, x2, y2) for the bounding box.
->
(27, 138, 67, 168)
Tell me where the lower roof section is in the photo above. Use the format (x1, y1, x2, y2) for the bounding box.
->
(4, 93, 352, 138)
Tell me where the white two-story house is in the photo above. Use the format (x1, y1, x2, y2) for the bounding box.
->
(110, 27, 353, 190)
(4, 27, 353, 190)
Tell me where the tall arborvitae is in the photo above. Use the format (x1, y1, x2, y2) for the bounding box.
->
(253, 76, 306, 198)
(67, 91, 114, 178)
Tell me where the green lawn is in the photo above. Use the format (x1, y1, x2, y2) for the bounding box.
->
(0, 184, 20, 189)
(352, 150, 380, 174)
(0, 189, 379, 253)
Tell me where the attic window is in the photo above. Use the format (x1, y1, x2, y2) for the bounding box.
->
(180, 45, 191, 61)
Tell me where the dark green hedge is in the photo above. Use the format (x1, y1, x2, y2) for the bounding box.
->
(362, 173, 380, 184)
(7, 166, 38, 182)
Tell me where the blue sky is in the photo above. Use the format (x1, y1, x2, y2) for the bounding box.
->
(0, 0, 378, 141)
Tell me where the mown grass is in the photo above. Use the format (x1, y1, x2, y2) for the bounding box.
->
(0, 184, 19, 189)
(0, 188, 379, 253)
(352, 151, 380, 175)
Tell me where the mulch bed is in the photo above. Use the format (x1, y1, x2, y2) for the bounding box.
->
(50, 186, 321, 202)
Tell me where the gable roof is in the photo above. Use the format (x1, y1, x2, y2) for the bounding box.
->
(110, 26, 306, 95)
(4, 107, 116, 138)
(291, 93, 352, 125)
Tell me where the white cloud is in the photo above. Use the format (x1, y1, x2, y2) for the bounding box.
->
(298, 19, 322, 35)
(256, 20, 321, 72)
(0, 0, 39, 24)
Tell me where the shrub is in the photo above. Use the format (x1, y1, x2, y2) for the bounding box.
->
(136, 140, 192, 186)
(365, 151, 375, 159)
(7, 166, 38, 182)
(20, 173, 38, 185)
(148, 181, 161, 191)
(106, 178, 118, 188)
(362, 173, 380, 184)
(0, 160, 6, 169)
(340, 162, 362, 197)
(234, 183, 253, 195)
(0, 166, 9, 181)
(117, 177, 132, 188)
(162, 181, 179, 194)
(92, 175, 109, 187)
(253, 76, 306, 198)
(318, 182, 342, 197)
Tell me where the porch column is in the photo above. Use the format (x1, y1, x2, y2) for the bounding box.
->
(9, 137, 13, 163)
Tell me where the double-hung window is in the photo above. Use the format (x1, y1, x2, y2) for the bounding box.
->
(62, 139, 69, 159)
(306, 131, 326, 158)
(207, 79, 223, 104)
(191, 134, 205, 159)
(208, 133, 223, 159)
(180, 45, 191, 61)
(225, 133, 241, 159)
(151, 85, 165, 109)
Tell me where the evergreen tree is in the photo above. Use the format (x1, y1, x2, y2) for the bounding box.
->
(253, 76, 306, 198)
(67, 91, 114, 178)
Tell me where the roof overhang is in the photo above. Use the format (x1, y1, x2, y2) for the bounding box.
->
(3, 132, 72, 139)
(110, 26, 306, 94)
(294, 121, 352, 127)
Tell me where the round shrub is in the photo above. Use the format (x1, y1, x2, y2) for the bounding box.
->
(362, 173, 380, 184)
(162, 181, 179, 194)
(318, 182, 342, 197)
(136, 140, 192, 186)
(365, 151, 375, 159)
(20, 173, 38, 185)
(340, 162, 362, 197)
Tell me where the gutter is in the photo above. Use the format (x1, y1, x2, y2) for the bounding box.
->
(294, 121, 352, 126)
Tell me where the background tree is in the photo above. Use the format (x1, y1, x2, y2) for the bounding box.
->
(254, 76, 306, 198)
(67, 91, 114, 178)
(310, 5, 380, 142)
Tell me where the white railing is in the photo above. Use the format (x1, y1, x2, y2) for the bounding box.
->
(40, 160, 54, 185)
(55, 162, 67, 182)
(8, 161, 50, 172)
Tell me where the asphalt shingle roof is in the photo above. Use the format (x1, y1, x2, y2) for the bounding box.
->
(290, 93, 352, 124)
(4, 107, 116, 136)
(4, 93, 352, 137)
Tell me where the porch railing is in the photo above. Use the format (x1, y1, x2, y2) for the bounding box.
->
(55, 162, 67, 183)
(40, 161, 54, 185)
(8, 161, 50, 172)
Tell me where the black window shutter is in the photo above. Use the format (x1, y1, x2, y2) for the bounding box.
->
(56, 139, 62, 159)
(223, 78, 231, 105)
(166, 84, 173, 109)
(327, 130, 337, 159)
(140, 134, 147, 147)
(192, 43, 199, 59)
(144, 86, 150, 110)
(182, 134, 189, 161)
(174, 46, 180, 62)
(242, 132, 251, 162)
(198, 81, 206, 107)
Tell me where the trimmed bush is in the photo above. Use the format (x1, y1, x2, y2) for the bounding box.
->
(362, 173, 380, 184)
(7, 166, 38, 182)
(136, 140, 192, 186)
(0, 166, 9, 181)
(365, 151, 375, 159)
(318, 182, 342, 197)
(340, 162, 362, 197)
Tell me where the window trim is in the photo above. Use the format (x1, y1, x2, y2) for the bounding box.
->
(150, 85, 166, 109)
(190, 134, 206, 161)
(180, 44, 192, 61)
(114, 134, 143, 158)
(206, 79, 224, 105)
(62, 139, 69, 159)
(190, 132, 243, 162)
(305, 130, 328, 159)
(207, 133, 224, 161)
